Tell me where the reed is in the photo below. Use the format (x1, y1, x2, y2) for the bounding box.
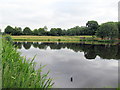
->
(2, 37, 54, 88)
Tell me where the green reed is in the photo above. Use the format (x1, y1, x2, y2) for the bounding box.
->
(2, 38, 54, 88)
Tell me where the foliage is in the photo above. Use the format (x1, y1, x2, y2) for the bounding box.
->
(117, 22, 120, 39)
(4, 26, 15, 35)
(96, 22, 118, 39)
(38, 28, 46, 36)
(33, 29, 39, 35)
(50, 28, 62, 36)
(4, 26, 22, 35)
(2, 39, 54, 88)
(3, 21, 120, 40)
(23, 27, 32, 35)
(86, 20, 99, 35)
(14, 27, 23, 35)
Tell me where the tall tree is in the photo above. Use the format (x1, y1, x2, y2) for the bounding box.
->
(4, 25, 14, 35)
(86, 20, 99, 35)
(38, 28, 46, 36)
(96, 22, 118, 39)
(118, 22, 120, 39)
(23, 27, 32, 35)
(50, 28, 62, 36)
(33, 29, 38, 35)
(50, 28, 58, 36)
(14, 27, 23, 35)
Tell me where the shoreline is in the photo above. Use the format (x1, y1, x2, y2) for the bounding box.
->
(11, 36, 120, 45)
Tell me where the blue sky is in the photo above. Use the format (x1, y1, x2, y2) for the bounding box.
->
(0, 0, 119, 31)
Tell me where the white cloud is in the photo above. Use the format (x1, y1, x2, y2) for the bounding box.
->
(0, 0, 119, 31)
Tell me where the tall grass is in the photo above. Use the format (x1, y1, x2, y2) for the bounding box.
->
(2, 38, 54, 88)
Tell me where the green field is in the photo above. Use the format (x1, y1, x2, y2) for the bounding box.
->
(11, 35, 93, 42)
(11, 35, 120, 45)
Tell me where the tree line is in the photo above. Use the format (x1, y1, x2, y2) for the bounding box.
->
(3, 20, 120, 39)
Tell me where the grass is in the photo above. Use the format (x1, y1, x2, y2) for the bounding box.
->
(11, 35, 93, 41)
(11, 35, 120, 45)
(2, 37, 54, 88)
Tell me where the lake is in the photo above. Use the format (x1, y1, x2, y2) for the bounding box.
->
(13, 42, 118, 88)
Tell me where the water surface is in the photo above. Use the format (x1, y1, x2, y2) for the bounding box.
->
(14, 42, 118, 88)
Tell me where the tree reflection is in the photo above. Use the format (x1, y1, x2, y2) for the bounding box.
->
(14, 42, 120, 60)
(38, 43, 47, 49)
(13, 42, 22, 49)
(95, 45, 118, 59)
(23, 42, 32, 50)
(33, 42, 39, 48)
(84, 45, 97, 59)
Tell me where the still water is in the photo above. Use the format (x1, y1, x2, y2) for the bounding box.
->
(14, 42, 118, 88)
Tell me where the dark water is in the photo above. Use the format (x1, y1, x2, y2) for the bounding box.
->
(14, 42, 118, 88)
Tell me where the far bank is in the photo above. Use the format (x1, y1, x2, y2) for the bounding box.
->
(11, 35, 120, 45)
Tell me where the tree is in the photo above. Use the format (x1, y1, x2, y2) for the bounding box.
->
(96, 22, 118, 39)
(86, 20, 99, 35)
(62, 29, 67, 36)
(50, 28, 62, 36)
(50, 28, 57, 36)
(4, 25, 15, 35)
(56, 28, 62, 36)
(14, 27, 23, 35)
(38, 28, 46, 36)
(33, 29, 38, 35)
(23, 27, 32, 35)
(44, 26, 48, 31)
(118, 22, 120, 39)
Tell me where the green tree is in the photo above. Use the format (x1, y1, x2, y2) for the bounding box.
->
(38, 28, 46, 36)
(50, 28, 62, 36)
(14, 27, 23, 35)
(33, 29, 38, 35)
(96, 22, 118, 39)
(86, 20, 99, 35)
(118, 22, 120, 39)
(62, 29, 67, 36)
(4, 25, 14, 35)
(23, 27, 32, 35)
(50, 28, 57, 36)
(56, 28, 62, 36)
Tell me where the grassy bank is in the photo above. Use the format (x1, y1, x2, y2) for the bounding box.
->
(12, 36, 90, 41)
(11, 36, 120, 45)
(2, 37, 54, 88)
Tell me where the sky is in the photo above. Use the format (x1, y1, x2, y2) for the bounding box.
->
(0, 0, 119, 31)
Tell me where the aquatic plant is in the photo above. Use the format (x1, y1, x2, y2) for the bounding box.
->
(2, 38, 54, 88)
